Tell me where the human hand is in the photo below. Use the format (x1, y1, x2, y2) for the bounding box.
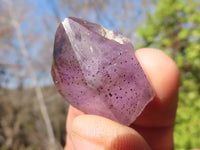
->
(64, 48, 179, 150)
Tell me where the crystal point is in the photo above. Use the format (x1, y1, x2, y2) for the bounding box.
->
(51, 17, 155, 125)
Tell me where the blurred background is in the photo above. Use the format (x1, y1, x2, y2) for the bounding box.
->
(0, 0, 199, 149)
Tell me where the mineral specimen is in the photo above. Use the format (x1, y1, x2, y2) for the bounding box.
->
(51, 17, 155, 125)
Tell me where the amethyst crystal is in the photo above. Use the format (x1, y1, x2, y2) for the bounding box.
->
(51, 17, 155, 125)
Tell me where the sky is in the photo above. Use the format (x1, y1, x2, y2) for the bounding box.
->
(1, 0, 148, 89)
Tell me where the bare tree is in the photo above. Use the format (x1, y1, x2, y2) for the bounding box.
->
(3, 0, 59, 149)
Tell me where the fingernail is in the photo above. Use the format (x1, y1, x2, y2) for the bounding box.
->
(70, 132, 102, 150)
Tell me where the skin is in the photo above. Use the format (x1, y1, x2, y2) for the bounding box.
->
(64, 48, 180, 150)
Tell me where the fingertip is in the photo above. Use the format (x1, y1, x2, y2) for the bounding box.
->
(135, 48, 179, 102)
(65, 106, 85, 150)
(134, 48, 179, 127)
(66, 106, 84, 133)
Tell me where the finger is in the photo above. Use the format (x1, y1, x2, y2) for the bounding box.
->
(70, 115, 151, 150)
(132, 48, 179, 150)
(65, 106, 84, 150)
(134, 48, 179, 127)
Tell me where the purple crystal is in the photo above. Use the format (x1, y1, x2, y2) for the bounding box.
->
(51, 17, 155, 125)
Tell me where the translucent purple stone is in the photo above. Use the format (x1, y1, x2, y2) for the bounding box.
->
(51, 17, 155, 125)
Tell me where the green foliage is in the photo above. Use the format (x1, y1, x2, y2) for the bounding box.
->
(136, 0, 200, 149)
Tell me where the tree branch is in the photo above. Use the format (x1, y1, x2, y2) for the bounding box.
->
(6, 1, 58, 149)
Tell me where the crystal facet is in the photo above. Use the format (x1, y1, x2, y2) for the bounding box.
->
(51, 17, 155, 125)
